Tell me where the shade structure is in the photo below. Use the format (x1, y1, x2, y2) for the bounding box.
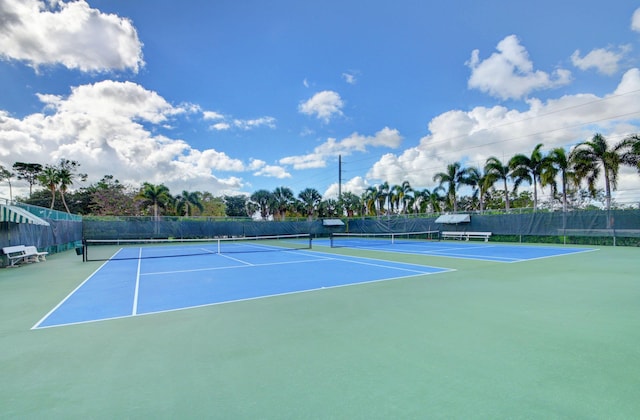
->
(435, 214, 471, 224)
(0, 204, 50, 226)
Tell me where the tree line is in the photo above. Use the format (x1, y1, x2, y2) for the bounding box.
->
(1, 133, 639, 218)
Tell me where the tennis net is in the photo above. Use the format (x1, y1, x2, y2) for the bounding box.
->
(330, 230, 439, 248)
(83, 233, 312, 261)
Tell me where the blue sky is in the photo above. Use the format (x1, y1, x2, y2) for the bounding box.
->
(1, 0, 640, 205)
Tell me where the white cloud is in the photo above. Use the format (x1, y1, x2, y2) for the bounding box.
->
(203, 111, 224, 120)
(367, 69, 640, 197)
(323, 176, 369, 199)
(298, 90, 344, 122)
(0, 80, 262, 196)
(571, 46, 629, 75)
(253, 165, 291, 179)
(467, 35, 571, 100)
(280, 127, 402, 170)
(0, 0, 144, 73)
(208, 115, 275, 131)
(632, 8, 640, 32)
(342, 72, 357, 84)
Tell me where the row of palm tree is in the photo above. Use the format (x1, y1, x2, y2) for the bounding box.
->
(4, 133, 639, 217)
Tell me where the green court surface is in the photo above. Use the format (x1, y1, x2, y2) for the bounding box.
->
(1, 244, 639, 418)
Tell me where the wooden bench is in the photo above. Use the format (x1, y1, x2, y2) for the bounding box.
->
(442, 231, 492, 242)
(1, 245, 48, 267)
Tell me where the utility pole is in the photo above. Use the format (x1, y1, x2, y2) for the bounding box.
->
(338, 154, 342, 199)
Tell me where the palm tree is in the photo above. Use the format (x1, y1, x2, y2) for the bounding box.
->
(571, 133, 637, 211)
(136, 183, 171, 219)
(509, 143, 546, 211)
(362, 186, 379, 216)
(298, 188, 322, 220)
(37, 166, 60, 209)
(55, 160, 87, 213)
(176, 190, 203, 216)
(272, 186, 295, 221)
(466, 166, 493, 213)
(0, 165, 14, 202)
(413, 188, 443, 214)
(621, 134, 640, 172)
(433, 162, 473, 212)
(541, 147, 576, 212)
(484, 157, 512, 211)
(391, 181, 413, 215)
(376, 182, 390, 216)
(250, 189, 274, 220)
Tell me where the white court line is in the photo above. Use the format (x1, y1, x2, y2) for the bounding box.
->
(132, 248, 142, 316)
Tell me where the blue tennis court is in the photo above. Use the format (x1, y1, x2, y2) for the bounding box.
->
(318, 237, 596, 262)
(34, 248, 452, 329)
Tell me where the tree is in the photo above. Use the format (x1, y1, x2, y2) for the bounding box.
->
(433, 162, 474, 212)
(376, 182, 390, 216)
(361, 186, 378, 216)
(37, 166, 60, 209)
(390, 181, 413, 215)
(0, 165, 14, 202)
(272, 186, 295, 221)
(136, 183, 171, 219)
(56, 159, 87, 213)
(12, 162, 42, 197)
(89, 175, 138, 215)
(250, 189, 274, 220)
(339, 191, 361, 217)
(298, 188, 322, 220)
(571, 133, 636, 211)
(176, 190, 204, 216)
(484, 157, 512, 211)
(466, 167, 492, 213)
(541, 147, 576, 212)
(224, 195, 249, 217)
(509, 143, 546, 211)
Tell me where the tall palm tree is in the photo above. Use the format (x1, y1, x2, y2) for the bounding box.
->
(571, 133, 636, 211)
(362, 187, 378, 216)
(484, 157, 511, 211)
(466, 166, 492, 213)
(250, 189, 275, 220)
(393, 181, 413, 215)
(37, 166, 60, 209)
(0, 165, 14, 202)
(297, 187, 322, 220)
(376, 182, 390, 216)
(176, 190, 204, 216)
(541, 147, 576, 212)
(136, 183, 171, 219)
(433, 162, 473, 212)
(509, 143, 546, 211)
(272, 186, 295, 221)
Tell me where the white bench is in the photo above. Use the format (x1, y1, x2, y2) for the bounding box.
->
(441, 231, 492, 242)
(1, 245, 48, 267)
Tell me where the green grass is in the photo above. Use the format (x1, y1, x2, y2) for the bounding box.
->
(1, 244, 639, 418)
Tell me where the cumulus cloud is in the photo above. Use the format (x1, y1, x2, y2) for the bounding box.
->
(368, 69, 640, 195)
(0, 80, 281, 196)
(571, 46, 629, 75)
(323, 176, 369, 199)
(0, 0, 144, 73)
(298, 90, 344, 122)
(467, 35, 571, 100)
(280, 127, 402, 170)
(632, 8, 640, 32)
